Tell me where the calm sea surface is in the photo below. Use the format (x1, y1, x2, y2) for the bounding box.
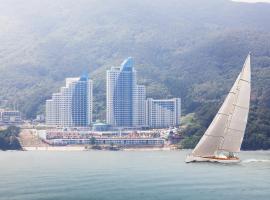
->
(0, 150, 269, 200)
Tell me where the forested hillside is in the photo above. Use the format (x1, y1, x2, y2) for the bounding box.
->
(0, 0, 269, 149)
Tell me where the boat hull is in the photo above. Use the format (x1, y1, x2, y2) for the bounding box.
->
(185, 155, 240, 164)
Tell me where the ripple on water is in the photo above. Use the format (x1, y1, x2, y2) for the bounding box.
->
(0, 150, 269, 200)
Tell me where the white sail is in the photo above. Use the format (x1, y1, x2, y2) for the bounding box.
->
(220, 54, 251, 152)
(192, 54, 251, 157)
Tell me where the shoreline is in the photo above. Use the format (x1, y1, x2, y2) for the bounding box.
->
(23, 146, 86, 151)
(2, 147, 270, 152)
(22, 146, 176, 151)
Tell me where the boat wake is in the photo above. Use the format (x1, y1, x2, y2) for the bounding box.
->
(242, 159, 270, 163)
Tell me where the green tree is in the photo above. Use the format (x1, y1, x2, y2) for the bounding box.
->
(90, 136, 96, 145)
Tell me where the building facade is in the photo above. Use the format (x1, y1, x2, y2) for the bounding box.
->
(133, 85, 146, 128)
(106, 57, 146, 128)
(46, 75, 93, 127)
(0, 109, 22, 124)
(146, 98, 181, 129)
(38, 129, 164, 147)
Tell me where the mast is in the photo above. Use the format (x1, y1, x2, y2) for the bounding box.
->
(192, 54, 251, 157)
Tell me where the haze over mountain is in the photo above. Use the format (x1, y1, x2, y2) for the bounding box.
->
(0, 0, 269, 149)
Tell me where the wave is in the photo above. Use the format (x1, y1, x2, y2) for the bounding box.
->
(242, 159, 270, 163)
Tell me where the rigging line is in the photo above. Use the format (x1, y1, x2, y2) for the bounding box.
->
(217, 112, 230, 116)
(205, 134, 224, 139)
(233, 104, 249, 110)
(226, 127, 243, 133)
(239, 79, 250, 83)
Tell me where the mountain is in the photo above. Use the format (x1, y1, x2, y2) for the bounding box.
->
(0, 0, 269, 149)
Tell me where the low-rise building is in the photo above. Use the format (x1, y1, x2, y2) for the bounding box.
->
(51, 138, 164, 147)
(38, 129, 165, 147)
(92, 123, 111, 131)
(0, 109, 22, 125)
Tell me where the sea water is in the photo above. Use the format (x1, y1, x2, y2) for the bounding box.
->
(0, 150, 269, 200)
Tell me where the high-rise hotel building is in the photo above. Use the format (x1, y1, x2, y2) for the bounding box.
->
(46, 75, 93, 127)
(146, 98, 181, 129)
(106, 57, 146, 128)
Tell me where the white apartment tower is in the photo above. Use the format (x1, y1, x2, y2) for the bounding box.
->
(46, 75, 93, 127)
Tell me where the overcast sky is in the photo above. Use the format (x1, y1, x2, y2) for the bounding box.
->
(232, 0, 270, 3)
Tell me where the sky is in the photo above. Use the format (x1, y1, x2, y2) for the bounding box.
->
(232, 0, 270, 3)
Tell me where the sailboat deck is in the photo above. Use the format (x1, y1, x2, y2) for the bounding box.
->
(203, 156, 239, 161)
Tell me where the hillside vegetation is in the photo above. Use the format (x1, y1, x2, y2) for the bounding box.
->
(0, 0, 269, 149)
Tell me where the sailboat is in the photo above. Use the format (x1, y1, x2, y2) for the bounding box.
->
(186, 53, 251, 163)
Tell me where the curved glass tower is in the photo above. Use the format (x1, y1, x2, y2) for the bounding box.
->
(106, 58, 145, 128)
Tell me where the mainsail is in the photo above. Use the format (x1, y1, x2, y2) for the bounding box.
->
(192, 54, 251, 157)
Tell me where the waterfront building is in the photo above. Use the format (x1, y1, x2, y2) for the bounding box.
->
(50, 138, 165, 147)
(106, 57, 146, 128)
(92, 123, 111, 131)
(37, 130, 164, 147)
(46, 75, 93, 127)
(145, 98, 181, 129)
(0, 109, 22, 124)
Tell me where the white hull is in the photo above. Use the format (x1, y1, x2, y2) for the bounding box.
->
(185, 155, 240, 164)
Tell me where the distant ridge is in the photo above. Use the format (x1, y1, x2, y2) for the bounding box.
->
(0, 0, 269, 150)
